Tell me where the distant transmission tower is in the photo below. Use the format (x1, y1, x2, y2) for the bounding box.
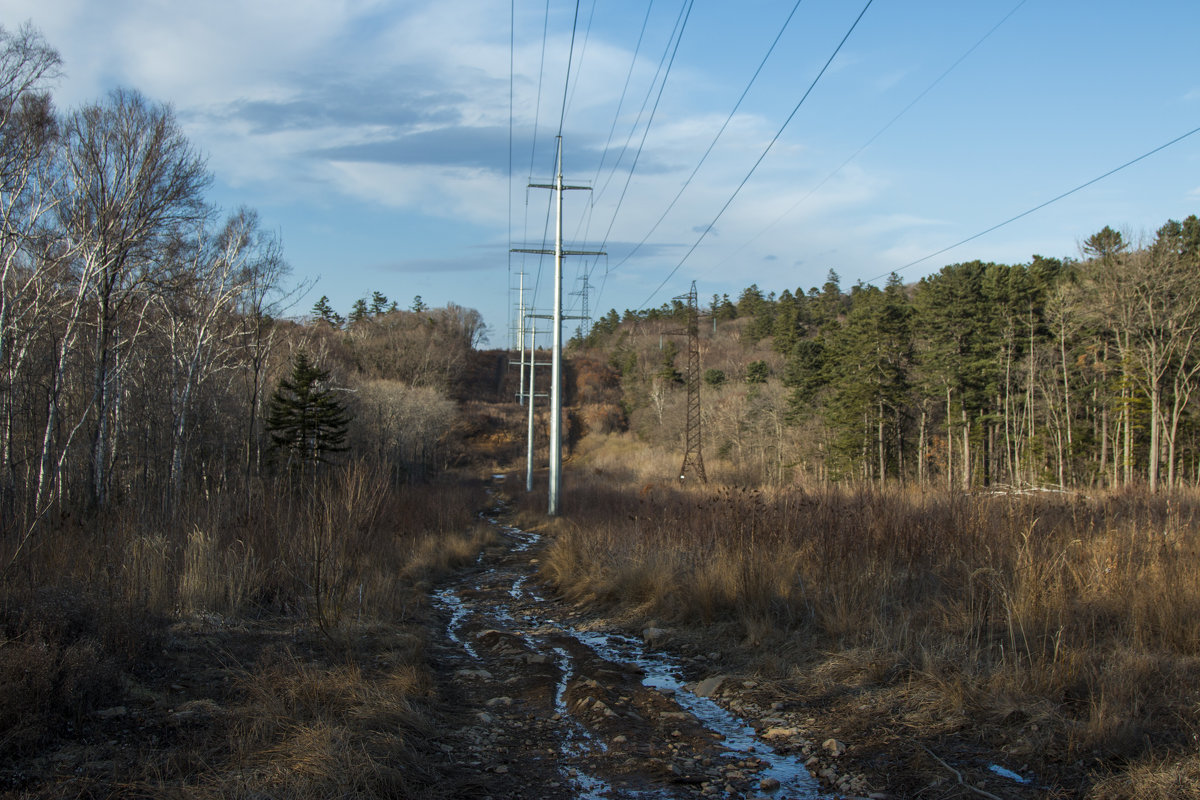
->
(569, 268, 595, 340)
(677, 281, 706, 483)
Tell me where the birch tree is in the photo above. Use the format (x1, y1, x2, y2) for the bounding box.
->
(56, 88, 209, 509)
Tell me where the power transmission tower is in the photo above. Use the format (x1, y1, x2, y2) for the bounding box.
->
(676, 280, 707, 483)
(512, 136, 604, 516)
(569, 268, 595, 341)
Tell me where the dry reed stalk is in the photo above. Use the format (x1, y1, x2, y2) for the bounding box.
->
(543, 465, 1200, 786)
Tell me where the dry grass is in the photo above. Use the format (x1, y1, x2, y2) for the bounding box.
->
(537, 456, 1200, 796)
(0, 462, 491, 796)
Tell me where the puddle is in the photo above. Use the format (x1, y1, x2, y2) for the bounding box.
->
(989, 763, 1032, 784)
(438, 512, 839, 798)
(432, 587, 478, 660)
(571, 630, 825, 798)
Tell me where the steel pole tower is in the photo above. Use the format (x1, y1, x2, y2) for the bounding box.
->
(549, 142, 564, 516)
(526, 316, 536, 492)
(516, 271, 527, 403)
(512, 136, 603, 516)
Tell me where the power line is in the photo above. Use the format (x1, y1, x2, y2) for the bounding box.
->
(593, 0, 692, 203)
(563, 0, 598, 125)
(640, 0, 875, 309)
(610, 0, 808, 273)
(597, 0, 700, 261)
(557, 0, 582, 137)
(570, 0, 655, 250)
(519, 0, 554, 328)
(716, 0, 1028, 273)
(587, 0, 694, 316)
(589, 2, 655, 190)
(507, 0, 515, 349)
(867, 122, 1200, 283)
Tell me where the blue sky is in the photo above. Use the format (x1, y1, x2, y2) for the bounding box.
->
(6, 0, 1200, 346)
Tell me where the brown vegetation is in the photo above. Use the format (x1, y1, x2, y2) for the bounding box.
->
(535, 439, 1200, 797)
(0, 466, 491, 797)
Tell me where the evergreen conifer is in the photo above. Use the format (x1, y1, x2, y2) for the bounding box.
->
(266, 352, 351, 468)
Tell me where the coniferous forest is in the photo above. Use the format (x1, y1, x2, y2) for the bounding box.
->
(578, 220, 1200, 492)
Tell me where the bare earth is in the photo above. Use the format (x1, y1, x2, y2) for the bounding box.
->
(3, 500, 1084, 799)
(422, 507, 1064, 800)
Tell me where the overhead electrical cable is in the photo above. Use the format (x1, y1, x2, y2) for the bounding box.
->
(570, 0, 655, 249)
(590, 0, 696, 314)
(592, 0, 694, 261)
(640, 0, 875, 309)
(558, 0, 583, 137)
(866, 123, 1200, 284)
(521, 0, 554, 321)
(586, 0, 692, 316)
(716, 0, 1028, 271)
(594, 0, 692, 203)
(564, 0, 598, 125)
(589, 2, 655, 191)
(508, 0, 515, 348)
(608, 0, 808, 273)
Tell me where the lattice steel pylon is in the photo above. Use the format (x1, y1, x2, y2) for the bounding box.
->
(678, 281, 707, 483)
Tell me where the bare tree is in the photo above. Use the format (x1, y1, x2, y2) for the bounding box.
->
(0, 24, 61, 516)
(56, 88, 209, 509)
(158, 209, 281, 509)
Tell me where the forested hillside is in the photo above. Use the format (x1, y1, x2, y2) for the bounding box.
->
(0, 27, 504, 549)
(0, 27, 513, 795)
(576, 220, 1200, 491)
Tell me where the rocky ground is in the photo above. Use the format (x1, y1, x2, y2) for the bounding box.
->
(1, 490, 1086, 799)
(420, 496, 1064, 800)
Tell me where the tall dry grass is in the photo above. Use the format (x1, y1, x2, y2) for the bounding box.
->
(0, 461, 491, 784)
(538, 468, 1200, 793)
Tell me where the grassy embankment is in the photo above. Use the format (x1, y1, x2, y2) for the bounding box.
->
(0, 463, 492, 798)
(530, 433, 1200, 798)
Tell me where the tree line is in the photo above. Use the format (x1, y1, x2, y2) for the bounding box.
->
(0, 25, 482, 555)
(583, 219, 1200, 490)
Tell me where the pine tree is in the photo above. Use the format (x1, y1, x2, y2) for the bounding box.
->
(266, 352, 351, 468)
(370, 290, 389, 315)
(349, 298, 369, 324)
(311, 295, 344, 327)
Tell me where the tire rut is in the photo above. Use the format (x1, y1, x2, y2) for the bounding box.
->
(427, 508, 836, 800)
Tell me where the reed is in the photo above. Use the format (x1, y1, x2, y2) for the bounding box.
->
(541, 463, 1200, 795)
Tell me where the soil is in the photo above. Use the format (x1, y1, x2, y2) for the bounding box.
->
(418, 496, 1088, 799)
(2, 491, 1100, 799)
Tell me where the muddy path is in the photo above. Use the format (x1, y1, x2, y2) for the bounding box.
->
(425, 498, 854, 800)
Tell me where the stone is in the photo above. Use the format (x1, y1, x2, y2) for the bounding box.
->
(95, 706, 127, 719)
(486, 696, 514, 707)
(695, 675, 726, 697)
(822, 738, 847, 757)
(759, 776, 781, 791)
(456, 668, 494, 680)
(762, 726, 801, 740)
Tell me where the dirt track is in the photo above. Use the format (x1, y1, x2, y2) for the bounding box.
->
(424, 502, 856, 800)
